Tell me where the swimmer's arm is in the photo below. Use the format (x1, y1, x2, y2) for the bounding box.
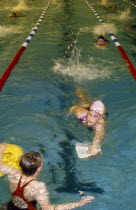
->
(36, 183, 94, 209)
(88, 121, 105, 155)
(69, 105, 82, 114)
(0, 143, 6, 165)
(39, 196, 95, 210)
(69, 105, 88, 119)
(92, 122, 105, 146)
(75, 88, 92, 105)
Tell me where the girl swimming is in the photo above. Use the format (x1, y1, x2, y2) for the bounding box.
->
(70, 88, 106, 158)
(94, 35, 108, 49)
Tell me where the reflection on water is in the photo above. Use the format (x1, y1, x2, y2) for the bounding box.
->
(57, 141, 104, 194)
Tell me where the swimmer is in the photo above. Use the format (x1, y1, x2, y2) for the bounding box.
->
(69, 88, 106, 158)
(109, 4, 117, 11)
(125, 25, 136, 30)
(0, 142, 95, 209)
(8, 12, 22, 18)
(94, 35, 108, 49)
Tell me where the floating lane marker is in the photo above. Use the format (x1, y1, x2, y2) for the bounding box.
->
(0, 0, 51, 91)
(84, 0, 136, 80)
(123, 0, 136, 8)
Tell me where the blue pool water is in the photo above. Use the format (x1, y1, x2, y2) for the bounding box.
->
(0, 0, 136, 209)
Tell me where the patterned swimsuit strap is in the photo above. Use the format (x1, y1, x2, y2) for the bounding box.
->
(14, 175, 36, 192)
(80, 115, 87, 120)
(13, 175, 37, 209)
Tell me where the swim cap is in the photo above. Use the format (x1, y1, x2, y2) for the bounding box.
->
(89, 100, 105, 116)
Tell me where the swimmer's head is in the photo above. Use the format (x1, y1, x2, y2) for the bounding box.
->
(98, 35, 105, 40)
(112, 5, 116, 8)
(89, 100, 106, 116)
(109, 5, 116, 9)
(8, 13, 16, 18)
(97, 36, 107, 46)
(19, 151, 42, 176)
(86, 100, 106, 127)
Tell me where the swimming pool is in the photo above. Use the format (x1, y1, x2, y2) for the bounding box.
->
(0, 0, 136, 209)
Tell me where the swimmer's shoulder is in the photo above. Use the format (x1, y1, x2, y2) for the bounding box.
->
(70, 105, 88, 119)
(8, 12, 22, 18)
(0, 163, 21, 178)
(94, 42, 102, 48)
(94, 43, 108, 49)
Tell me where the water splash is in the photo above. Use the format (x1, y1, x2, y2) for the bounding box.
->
(0, 25, 24, 37)
(0, 25, 11, 37)
(93, 23, 117, 35)
(101, 0, 109, 7)
(52, 45, 111, 81)
(12, 0, 29, 11)
(119, 8, 131, 21)
(80, 27, 92, 33)
(3, 0, 29, 11)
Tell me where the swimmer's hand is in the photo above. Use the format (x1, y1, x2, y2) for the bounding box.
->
(80, 195, 95, 205)
(88, 145, 101, 156)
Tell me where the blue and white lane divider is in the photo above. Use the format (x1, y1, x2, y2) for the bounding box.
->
(0, 0, 51, 91)
(123, 0, 136, 8)
(84, 0, 136, 80)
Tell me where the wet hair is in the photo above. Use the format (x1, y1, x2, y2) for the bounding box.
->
(98, 35, 105, 40)
(97, 35, 108, 43)
(19, 151, 42, 176)
(109, 5, 116, 9)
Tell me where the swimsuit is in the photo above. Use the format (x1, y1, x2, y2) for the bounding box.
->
(79, 115, 87, 121)
(7, 176, 37, 210)
(7, 201, 37, 210)
(79, 107, 90, 121)
(79, 115, 93, 131)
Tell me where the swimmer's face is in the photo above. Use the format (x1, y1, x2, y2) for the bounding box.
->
(86, 110, 101, 126)
(97, 38, 105, 46)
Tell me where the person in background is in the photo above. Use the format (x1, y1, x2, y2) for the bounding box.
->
(94, 35, 108, 49)
(109, 4, 117, 11)
(69, 88, 106, 158)
(0, 142, 95, 210)
(8, 12, 22, 18)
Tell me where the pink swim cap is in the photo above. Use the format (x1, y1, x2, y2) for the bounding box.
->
(89, 100, 105, 116)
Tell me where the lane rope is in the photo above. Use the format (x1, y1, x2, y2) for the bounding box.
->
(0, 0, 51, 91)
(84, 0, 136, 80)
(123, 0, 136, 8)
